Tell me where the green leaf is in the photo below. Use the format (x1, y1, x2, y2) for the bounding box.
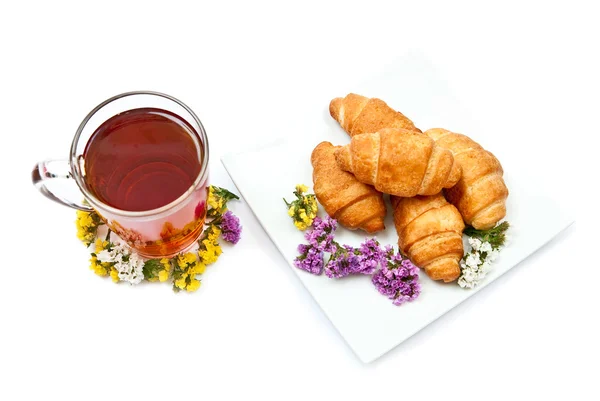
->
(143, 259, 162, 280)
(212, 186, 239, 202)
(464, 221, 510, 249)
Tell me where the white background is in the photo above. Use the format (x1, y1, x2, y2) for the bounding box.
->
(0, 1, 595, 400)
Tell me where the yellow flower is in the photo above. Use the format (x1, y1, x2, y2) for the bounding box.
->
(93, 265, 107, 276)
(186, 278, 201, 292)
(294, 220, 309, 230)
(176, 252, 197, 268)
(207, 225, 221, 242)
(156, 257, 172, 282)
(199, 238, 222, 265)
(75, 209, 101, 245)
(158, 270, 170, 282)
(94, 239, 109, 253)
(208, 186, 224, 210)
(110, 267, 119, 283)
(184, 252, 197, 265)
(175, 277, 187, 290)
(296, 184, 309, 193)
(89, 256, 108, 276)
(76, 210, 93, 228)
(76, 228, 93, 243)
(160, 258, 171, 271)
(192, 262, 206, 275)
(286, 185, 318, 232)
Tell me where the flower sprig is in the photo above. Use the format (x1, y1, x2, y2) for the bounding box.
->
(464, 221, 509, 250)
(143, 258, 172, 283)
(458, 221, 510, 289)
(284, 184, 318, 230)
(76, 185, 242, 293)
(207, 186, 240, 218)
(93, 233, 145, 285)
(76, 208, 103, 246)
(293, 215, 421, 306)
(197, 224, 223, 265)
(372, 246, 421, 306)
(89, 237, 119, 281)
(172, 252, 205, 292)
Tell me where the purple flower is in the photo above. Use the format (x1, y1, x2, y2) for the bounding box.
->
(294, 244, 324, 275)
(304, 216, 338, 252)
(324, 245, 360, 278)
(221, 211, 242, 244)
(372, 249, 421, 306)
(322, 238, 384, 278)
(355, 238, 384, 275)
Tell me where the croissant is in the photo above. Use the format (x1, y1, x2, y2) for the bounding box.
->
(311, 141, 386, 233)
(334, 128, 461, 197)
(425, 128, 508, 230)
(329, 93, 421, 136)
(391, 194, 464, 282)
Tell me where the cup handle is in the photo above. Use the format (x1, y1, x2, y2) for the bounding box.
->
(32, 159, 94, 212)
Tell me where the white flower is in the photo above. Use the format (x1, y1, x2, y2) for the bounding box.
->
(460, 232, 506, 289)
(110, 244, 145, 285)
(459, 263, 479, 289)
(111, 243, 128, 255)
(479, 241, 493, 253)
(480, 261, 492, 274)
(464, 272, 476, 283)
(485, 249, 498, 263)
(459, 239, 500, 289)
(468, 237, 482, 251)
(465, 252, 480, 269)
(96, 249, 116, 263)
(458, 276, 475, 289)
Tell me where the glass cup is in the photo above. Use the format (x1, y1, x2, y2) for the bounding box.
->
(32, 91, 210, 258)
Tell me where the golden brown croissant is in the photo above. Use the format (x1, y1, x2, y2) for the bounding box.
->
(311, 141, 386, 233)
(334, 128, 461, 197)
(425, 128, 508, 230)
(329, 93, 421, 136)
(391, 194, 464, 282)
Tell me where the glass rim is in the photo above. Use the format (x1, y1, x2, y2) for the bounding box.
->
(69, 90, 210, 218)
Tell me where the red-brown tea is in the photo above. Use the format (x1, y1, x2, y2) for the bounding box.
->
(84, 108, 202, 211)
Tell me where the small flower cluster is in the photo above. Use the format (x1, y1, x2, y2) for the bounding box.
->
(293, 216, 338, 275)
(305, 215, 338, 253)
(76, 208, 103, 246)
(284, 184, 318, 230)
(172, 252, 205, 292)
(458, 221, 509, 289)
(295, 244, 324, 275)
(89, 239, 118, 281)
(217, 211, 242, 245)
(293, 215, 421, 306)
(372, 246, 421, 306)
(324, 239, 385, 279)
(143, 258, 172, 283)
(76, 185, 242, 293)
(94, 238, 145, 285)
(207, 186, 240, 218)
(197, 224, 223, 264)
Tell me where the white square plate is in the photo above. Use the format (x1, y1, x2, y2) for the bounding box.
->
(221, 52, 574, 363)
